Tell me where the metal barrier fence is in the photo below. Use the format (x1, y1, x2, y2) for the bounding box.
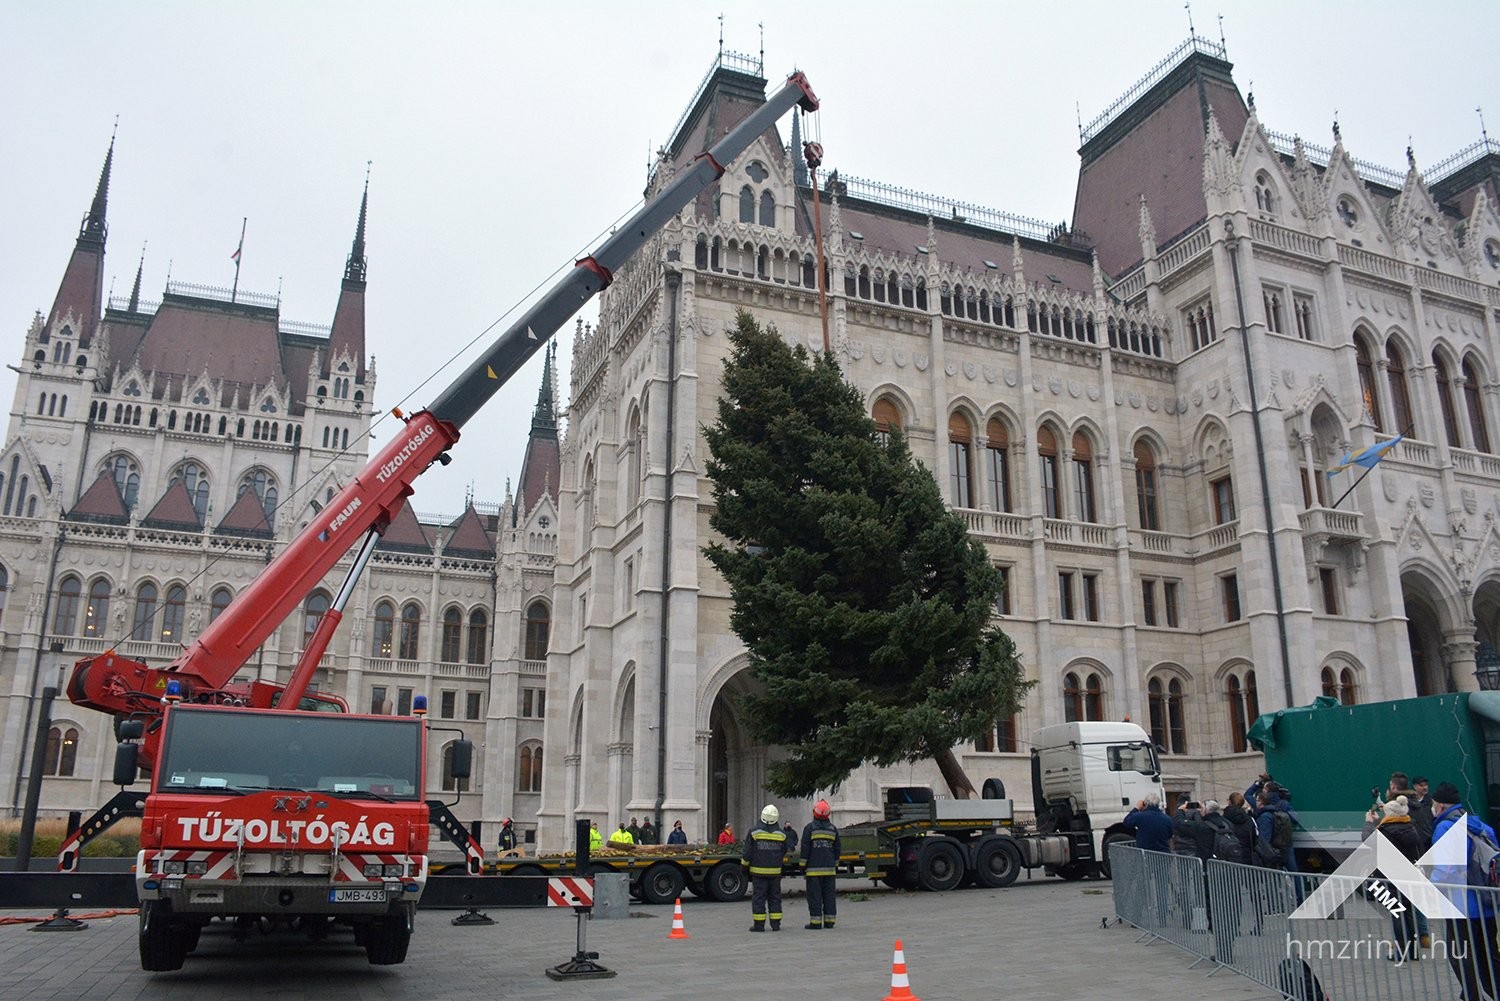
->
(1111, 843, 1500, 1000)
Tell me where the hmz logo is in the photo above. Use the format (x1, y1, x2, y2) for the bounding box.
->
(1292, 822, 1471, 921)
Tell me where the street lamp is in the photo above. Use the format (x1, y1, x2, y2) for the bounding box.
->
(1475, 640, 1500, 691)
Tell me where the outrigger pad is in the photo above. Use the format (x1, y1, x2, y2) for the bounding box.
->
(545, 955, 616, 981)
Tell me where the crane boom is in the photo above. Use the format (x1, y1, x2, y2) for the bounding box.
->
(67, 71, 818, 763)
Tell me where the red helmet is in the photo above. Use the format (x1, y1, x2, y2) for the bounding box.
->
(813, 799, 831, 820)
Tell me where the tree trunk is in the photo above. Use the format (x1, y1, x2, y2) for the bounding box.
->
(932, 745, 976, 799)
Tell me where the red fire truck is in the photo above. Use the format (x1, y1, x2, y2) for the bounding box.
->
(47, 69, 819, 971)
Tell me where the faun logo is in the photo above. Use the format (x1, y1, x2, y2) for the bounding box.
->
(324, 497, 362, 537)
(376, 423, 436, 484)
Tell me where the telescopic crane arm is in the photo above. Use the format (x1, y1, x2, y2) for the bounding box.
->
(67, 71, 819, 757)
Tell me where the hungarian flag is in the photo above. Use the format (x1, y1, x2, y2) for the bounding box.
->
(230, 244, 241, 263)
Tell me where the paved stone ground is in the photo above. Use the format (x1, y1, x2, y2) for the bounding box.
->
(0, 878, 1280, 1001)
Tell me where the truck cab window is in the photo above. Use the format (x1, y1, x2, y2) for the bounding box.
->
(1107, 743, 1158, 776)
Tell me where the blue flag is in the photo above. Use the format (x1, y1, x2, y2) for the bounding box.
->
(1327, 434, 1404, 475)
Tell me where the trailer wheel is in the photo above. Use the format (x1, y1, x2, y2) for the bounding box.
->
(1052, 861, 1091, 881)
(506, 863, 547, 879)
(916, 839, 965, 892)
(640, 862, 686, 905)
(973, 837, 1022, 888)
(704, 860, 748, 902)
(364, 905, 414, 966)
(1098, 832, 1134, 880)
(139, 900, 188, 972)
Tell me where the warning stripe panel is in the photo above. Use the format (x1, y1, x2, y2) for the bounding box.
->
(546, 876, 594, 907)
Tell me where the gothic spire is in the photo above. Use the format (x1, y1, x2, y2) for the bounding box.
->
(791, 112, 808, 188)
(532, 341, 557, 434)
(344, 169, 369, 284)
(79, 134, 113, 247)
(128, 243, 145, 313)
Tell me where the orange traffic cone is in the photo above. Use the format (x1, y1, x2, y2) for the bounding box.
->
(882, 939, 919, 1001)
(668, 897, 690, 939)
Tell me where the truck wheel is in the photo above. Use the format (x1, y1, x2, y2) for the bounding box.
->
(139, 900, 188, 972)
(1098, 832, 1134, 880)
(973, 837, 1022, 889)
(640, 862, 686, 905)
(506, 864, 547, 878)
(916, 839, 964, 892)
(364, 906, 414, 966)
(703, 860, 748, 902)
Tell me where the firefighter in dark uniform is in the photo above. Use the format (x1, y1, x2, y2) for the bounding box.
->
(801, 799, 841, 929)
(744, 804, 787, 931)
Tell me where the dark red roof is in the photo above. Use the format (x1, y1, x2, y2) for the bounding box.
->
(663, 63, 791, 224)
(517, 434, 560, 515)
(216, 487, 272, 538)
(114, 296, 285, 397)
(444, 506, 495, 558)
(139, 480, 201, 531)
(327, 282, 367, 381)
(1073, 53, 1247, 275)
(47, 243, 105, 347)
(377, 499, 431, 553)
(68, 470, 128, 524)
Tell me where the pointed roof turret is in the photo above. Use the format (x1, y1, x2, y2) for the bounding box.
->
(376, 499, 432, 554)
(140, 480, 202, 532)
(127, 244, 145, 313)
(517, 344, 561, 517)
(444, 505, 496, 559)
(215, 488, 273, 538)
(325, 174, 368, 380)
(68, 470, 129, 525)
(46, 138, 114, 346)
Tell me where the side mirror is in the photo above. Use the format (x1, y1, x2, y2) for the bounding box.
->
(116, 719, 144, 741)
(113, 742, 140, 787)
(450, 739, 473, 780)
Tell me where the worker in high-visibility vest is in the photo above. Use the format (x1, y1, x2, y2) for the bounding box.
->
(608, 822, 635, 846)
(801, 799, 842, 929)
(588, 821, 603, 853)
(743, 804, 788, 932)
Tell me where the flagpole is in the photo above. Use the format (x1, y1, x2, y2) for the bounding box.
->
(1328, 423, 1414, 510)
(231, 217, 246, 303)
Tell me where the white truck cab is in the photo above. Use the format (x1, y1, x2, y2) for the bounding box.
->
(1031, 721, 1163, 876)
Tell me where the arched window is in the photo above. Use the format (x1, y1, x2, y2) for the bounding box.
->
(1063, 671, 1105, 722)
(1227, 670, 1260, 753)
(54, 576, 81, 634)
(169, 462, 210, 521)
(1037, 426, 1060, 519)
(238, 469, 279, 528)
(524, 601, 550, 661)
(1355, 335, 1383, 431)
(1385, 342, 1414, 436)
(1134, 440, 1160, 531)
(209, 587, 233, 624)
(948, 413, 974, 508)
(1072, 430, 1096, 522)
(872, 397, 902, 444)
(441, 607, 462, 663)
(625, 406, 643, 507)
(517, 743, 543, 792)
(42, 725, 79, 777)
(398, 603, 421, 661)
(1148, 677, 1187, 754)
(739, 185, 755, 223)
(442, 742, 470, 793)
(1435, 352, 1461, 447)
(372, 600, 395, 658)
(1463, 358, 1491, 453)
(758, 189, 775, 226)
(985, 418, 1011, 512)
(161, 584, 186, 642)
(0, 565, 8, 623)
(1321, 666, 1359, 706)
(84, 578, 111, 638)
(303, 591, 330, 650)
(130, 583, 159, 641)
(466, 608, 489, 665)
(1254, 173, 1277, 218)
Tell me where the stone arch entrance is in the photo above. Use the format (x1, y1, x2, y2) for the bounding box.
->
(1472, 578, 1500, 689)
(1403, 567, 1462, 695)
(705, 664, 766, 839)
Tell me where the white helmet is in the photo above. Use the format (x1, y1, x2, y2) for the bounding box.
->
(760, 804, 779, 825)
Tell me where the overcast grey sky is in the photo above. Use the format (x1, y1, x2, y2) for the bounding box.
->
(2, 1, 1493, 518)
